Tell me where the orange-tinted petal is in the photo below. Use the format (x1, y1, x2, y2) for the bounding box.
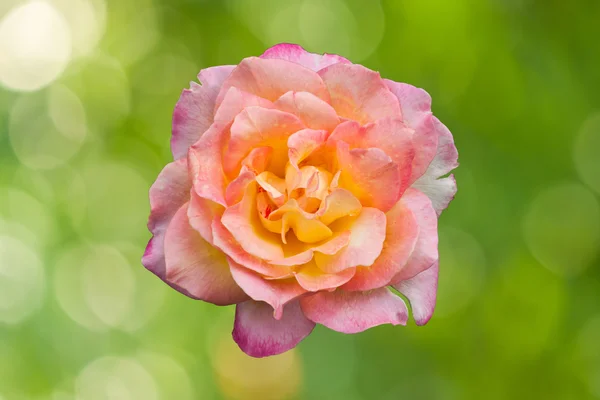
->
(214, 86, 274, 125)
(275, 91, 340, 131)
(341, 194, 419, 291)
(226, 107, 305, 176)
(216, 57, 330, 106)
(336, 141, 402, 212)
(316, 188, 362, 225)
(295, 261, 356, 292)
(188, 122, 229, 207)
(318, 63, 401, 124)
(314, 207, 386, 273)
(221, 182, 284, 260)
(212, 216, 290, 278)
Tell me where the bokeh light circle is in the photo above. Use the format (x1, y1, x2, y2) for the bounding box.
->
(9, 85, 87, 170)
(574, 113, 600, 196)
(522, 182, 600, 276)
(54, 243, 137, 331)
(76, 356, 158, 400)
(0, 187, 55, 248)
(0, 1, 72, 92)
(51, 0, 107, 57)
(0, 235, 45, 324)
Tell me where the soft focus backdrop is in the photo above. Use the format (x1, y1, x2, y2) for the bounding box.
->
(1, 0, 600, 399)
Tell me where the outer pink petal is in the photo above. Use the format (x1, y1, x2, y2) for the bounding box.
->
(314, 207, 386, 273)
(142, 158, 191, 279)
(411, 118, 459, 214)
(261, 43, 351, 72)
(336, 141, 403, 212)
(300, 288, 408, 334)
(341, 196, 419, 292)
(295, 262, 356, 292)
(171, 66, 235, 160)
(318, 63, 401, 124)
(384, 80, 440, 185)
(393, 262, 439, 326)
(384, 80, 432, 125)
(215, 57, 330, 108)
(188, 123, 229, 207)
(392, 188, 439, 283)
(229, 260, 307, 319)
(233, 300, 315, 358)
(163, 203, 248, 305)
(225, 107, 305, 175)
(275, 91, 340, 131)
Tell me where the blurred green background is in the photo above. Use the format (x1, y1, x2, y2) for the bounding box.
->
(1, 0, 600, 399)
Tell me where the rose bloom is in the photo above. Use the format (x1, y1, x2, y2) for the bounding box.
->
(143, 43, 458, 357)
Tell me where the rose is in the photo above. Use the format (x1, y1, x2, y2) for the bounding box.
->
(142, 43, 458, 357)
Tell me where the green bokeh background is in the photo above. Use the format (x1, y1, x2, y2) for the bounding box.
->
(1, 0, 600, 399)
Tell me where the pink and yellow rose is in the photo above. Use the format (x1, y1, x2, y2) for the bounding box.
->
(143, 43, 458, 357)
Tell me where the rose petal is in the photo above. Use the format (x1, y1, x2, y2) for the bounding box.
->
(233, 300, 315, 358)
(300, 288, 408, 334)
(221, 181, 285, 260)
(393, 262, 438, 326)
(275, 91, 340, 131)
(225, 147, 274, 206)
(336, 141, 403, 212)
(411, 118, 459, 214)
(287, 128, 329, 169)
(171, 66, 235, 160)
(212, 217, 291, 278)
(163, 203, 247, 305)
(341, 194, 419, 291)
(316, 188, 362, 225)
(187, 190, 223, 244)
(256, 171, 287, 206)
(225, 168, 256, 207)
(329, 118, 415, 195)
(391, 188, 439, 283)
(261, 43, 351, 72)
(229, 260, 307, 319)
(412, 174, 457, 216)
(188, 122, 229, 207)
(385, 80, 439, 184)
(295, 261, 355, 292)
(314, 207, 386, 273)
(213, 86, 275, 125)
(143, 158, 191, 279)
(269, 199, 333, 244)
(318, 63, 401, 124)
(226, 106, 305, 176)
(268, 230, 351, 267)
(216, 57, 330, 108)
